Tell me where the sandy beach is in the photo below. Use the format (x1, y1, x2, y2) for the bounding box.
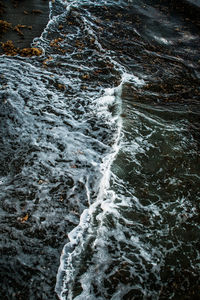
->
(0, 0, 49, 54)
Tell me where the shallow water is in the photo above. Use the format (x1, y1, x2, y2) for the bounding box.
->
(0, 0, 200, 299)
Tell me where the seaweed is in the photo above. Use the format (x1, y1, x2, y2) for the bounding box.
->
(0, 20, 12, 36)
(1, 40, 43, 57)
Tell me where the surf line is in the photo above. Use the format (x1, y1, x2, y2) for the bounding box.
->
(55, 73, 145, 299)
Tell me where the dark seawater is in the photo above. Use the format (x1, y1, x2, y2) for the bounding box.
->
(0, 0, 200, 299)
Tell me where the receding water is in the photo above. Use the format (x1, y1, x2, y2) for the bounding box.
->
(0, 0, 200, 299)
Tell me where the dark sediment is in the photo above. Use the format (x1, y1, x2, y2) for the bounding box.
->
(0, 0, 49, 55)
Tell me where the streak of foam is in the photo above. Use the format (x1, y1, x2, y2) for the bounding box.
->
(55, 73, 142, 300)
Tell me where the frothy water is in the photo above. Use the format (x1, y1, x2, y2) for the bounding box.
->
(0, 0, 200, 299)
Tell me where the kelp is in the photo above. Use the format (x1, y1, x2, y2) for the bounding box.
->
(1, 40, 42, 57)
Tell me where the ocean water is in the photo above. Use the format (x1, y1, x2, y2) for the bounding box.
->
(0, 0, 200, 299)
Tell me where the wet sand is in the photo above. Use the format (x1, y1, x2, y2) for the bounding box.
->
(0, 0, 49, 53)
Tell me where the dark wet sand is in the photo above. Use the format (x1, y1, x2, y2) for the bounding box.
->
(0, 0, 49, 51)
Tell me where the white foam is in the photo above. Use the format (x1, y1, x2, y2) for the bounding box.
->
(55, 79, 123, 299)
(55, 70, 149, 299)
